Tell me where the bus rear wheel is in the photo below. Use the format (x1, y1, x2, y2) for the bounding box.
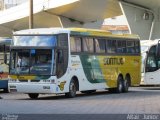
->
(65, 79, 77, 98)
(28, 93, 39, 99)
(122, 77, 130, 93)
(116, 76, 123, 93)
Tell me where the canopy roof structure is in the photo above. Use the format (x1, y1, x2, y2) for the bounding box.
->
(0, 0, 122, 37)
(120, 0, 160, 39)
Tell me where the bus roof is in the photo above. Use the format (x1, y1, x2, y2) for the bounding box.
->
(13, 27, 139, 39)
(13, 28, 70, 35)
(140, 39, 160, 46)
(69, 28, 139, 39)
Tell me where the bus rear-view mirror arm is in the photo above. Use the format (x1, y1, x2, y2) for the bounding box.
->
(156, 40, 160, 57)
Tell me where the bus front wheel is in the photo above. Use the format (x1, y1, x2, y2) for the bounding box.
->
(3, 88, 9, 93)
(65, 80, 77, 98)
(28, 93, 39, 99)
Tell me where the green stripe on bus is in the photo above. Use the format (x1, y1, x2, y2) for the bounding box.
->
(80, 55, 106, 83)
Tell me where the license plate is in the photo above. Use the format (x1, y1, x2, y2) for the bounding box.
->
(10, 89, 17, 92)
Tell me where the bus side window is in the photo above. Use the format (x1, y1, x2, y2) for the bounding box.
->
(117, 40, 126, 53)
(57, 50, 63, 63)
(106, 40, 116, 53)
(126, 41, 135, 53)
(95, 38, 106, 53)
(58, 34, 68, 47)
(56, 49, 64, 78)
(135, 41, 140, 53)
(70, 37, 81, 52)
(83, 37, 94, 53)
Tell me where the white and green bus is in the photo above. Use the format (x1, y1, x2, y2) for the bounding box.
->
(8, 28, 141, 98)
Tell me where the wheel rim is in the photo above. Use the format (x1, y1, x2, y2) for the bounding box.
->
(125, 80, 129, 91)
(119, 81, 123, 92)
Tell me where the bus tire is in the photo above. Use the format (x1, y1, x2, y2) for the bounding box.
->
(65, 79, 77, 98)
(122, 76, 130, 92)
(3, 88, 9, 93)
(116, 76, 123, 93)
(28, 93, 39, 99)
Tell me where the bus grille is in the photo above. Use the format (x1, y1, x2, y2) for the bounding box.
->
(30, 80, 40, 82)
(19, 80, 28, 82)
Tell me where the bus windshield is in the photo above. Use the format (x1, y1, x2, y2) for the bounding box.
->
(141, 45, 149, 73)
(10, 49, 54, 75)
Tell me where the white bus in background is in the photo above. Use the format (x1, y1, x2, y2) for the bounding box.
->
(141, 39, 160, 85)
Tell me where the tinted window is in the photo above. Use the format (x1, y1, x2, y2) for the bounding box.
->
(135, 41, 140, 53)
(58, 34, 68, 47)
(106, 40, 116, 53)
(70, 37, 81, 52)
(95, 38, 106, 53)
(126, 41, 135, 53)
(149, 45, 156, 55)
(83, 37, 94, 52)
(117, 40, 126, 53)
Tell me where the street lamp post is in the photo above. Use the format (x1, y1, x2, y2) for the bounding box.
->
(29, 0, 33, 29)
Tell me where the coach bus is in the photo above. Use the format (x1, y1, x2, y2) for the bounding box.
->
(0, 38, 12, 92)
(141, 39, 160, 85)
(8, 28, 141, 98)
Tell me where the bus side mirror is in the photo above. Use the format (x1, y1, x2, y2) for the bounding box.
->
(156, 40, 160, 57)
(146, 51, 149, 54)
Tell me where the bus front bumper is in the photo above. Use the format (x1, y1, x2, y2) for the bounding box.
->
(8, 82, 57, 94)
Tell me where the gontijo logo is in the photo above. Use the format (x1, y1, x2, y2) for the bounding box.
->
(103, 57, 125, 65)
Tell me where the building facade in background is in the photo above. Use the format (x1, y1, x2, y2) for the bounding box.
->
(102, 15, 130, 34)
(101, 25, 129, 34)
(0, 0, 26, 10)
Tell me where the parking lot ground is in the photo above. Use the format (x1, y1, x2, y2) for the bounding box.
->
(0, 87, 160, 120)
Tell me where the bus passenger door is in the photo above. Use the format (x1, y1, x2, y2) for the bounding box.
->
(56, 49, 64, 78)
(56, 49, 68, 79)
